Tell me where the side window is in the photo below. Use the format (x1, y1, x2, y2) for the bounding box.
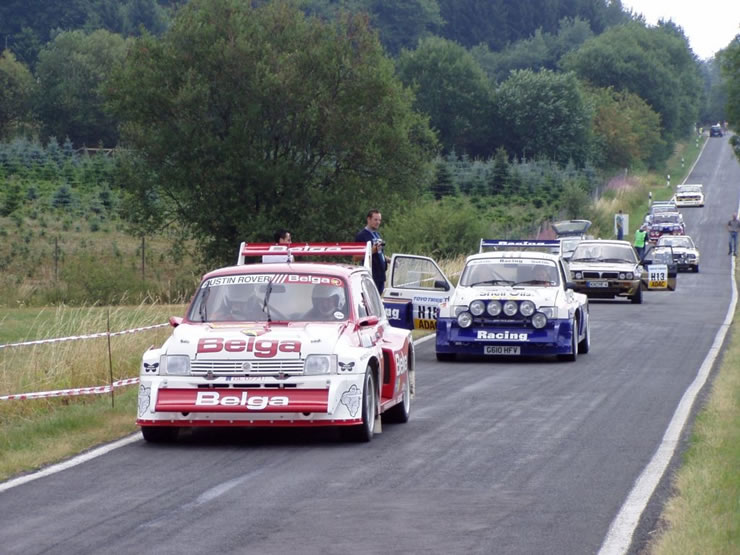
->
(391, 255, 447, 290)
(362, 277, 385, 317)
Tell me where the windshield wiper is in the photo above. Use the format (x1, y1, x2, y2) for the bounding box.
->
(262, 279, 274, 323)
(599, 258, 635, 264)
(570, 257, 598, 262)
(513, 279, 554, 286)
(469, 279, 514, 286)
(199, 283, 210, 322)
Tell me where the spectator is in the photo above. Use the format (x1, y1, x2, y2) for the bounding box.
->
(262, 229, 293, 263)
(634, 225, 648, 259)
(727, 214, 740, 256)
(615, 210, 625, 241)
(355, 209, 389, 293)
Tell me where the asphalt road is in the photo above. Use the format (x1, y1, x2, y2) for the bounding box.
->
(1, 136, 738, 555)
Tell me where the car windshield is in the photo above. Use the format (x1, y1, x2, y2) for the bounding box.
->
(460, 258, 560, 287)
(678, 186, 701, 194)
(658, 237, 693, 248)
(570, 244, 637, 264)
(652, 214, 681, 224)
(187, 273, 349, 323)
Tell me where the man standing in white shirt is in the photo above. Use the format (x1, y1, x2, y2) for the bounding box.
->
(262, 229, 294, 263)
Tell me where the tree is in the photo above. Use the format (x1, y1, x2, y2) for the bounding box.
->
(722, 36, 740, 160)
(0, 49, 36, 138)
(396, 36, 493, 156)
(586, 85, 663, 169)
(562, 21, 702, 152)
(367, 0, 443, 56)
(488, 146, 510, 195)
(35, 29, 128, 147)
(431, 160, 455, 199)
(107, 0, 437, 265)
(493, 69, 592, 166)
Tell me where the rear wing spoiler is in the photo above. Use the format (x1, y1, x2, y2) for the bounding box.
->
(479, 239, 561, 255)
(237, 241, 372, 270)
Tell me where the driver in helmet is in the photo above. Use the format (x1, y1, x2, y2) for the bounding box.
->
(305, 285, 346, 321)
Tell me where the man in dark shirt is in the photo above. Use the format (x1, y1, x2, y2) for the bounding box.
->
(355, 209, 389, 293)
(727, 214, 740, 256)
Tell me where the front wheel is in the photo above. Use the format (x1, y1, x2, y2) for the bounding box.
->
(630, 287, 643, 304)
(694, 265, 700, 273)
(342, 369, 376, 442)
(578, 317, 590, 354)
(436, 352, 456, 362)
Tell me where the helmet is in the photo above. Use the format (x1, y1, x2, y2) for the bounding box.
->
(311, 285, 345, 317)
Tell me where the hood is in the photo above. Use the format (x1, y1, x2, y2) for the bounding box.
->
(454, 286, 561, 307)
(568, 261, 637, 272)
(163, 322, 346, 360)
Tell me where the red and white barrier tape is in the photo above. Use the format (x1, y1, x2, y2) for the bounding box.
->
(0, 322, 169, 350)
(0, 377, 140, 401)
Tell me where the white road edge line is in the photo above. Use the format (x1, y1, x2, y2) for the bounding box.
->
(0, 434, 141, 493)
(598, 197, 738, 554)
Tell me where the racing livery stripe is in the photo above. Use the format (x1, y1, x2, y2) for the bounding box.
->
(155, 388, 329, 413)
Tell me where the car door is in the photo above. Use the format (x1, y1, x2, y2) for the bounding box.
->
(640, 246, 678, 291)
(382, 254, 454, 331)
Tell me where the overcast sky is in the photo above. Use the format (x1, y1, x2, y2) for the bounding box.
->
(620, 0, 740, 60)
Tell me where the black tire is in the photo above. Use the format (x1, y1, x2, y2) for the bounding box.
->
(578, 316, 590, 354)
(694, 265, 700, 273)
(141, 426, 179, 443)
(342, 369, 376, 442)
(630, 287, 643, 304)
(436, 352, 456, 362)
(558, 319, 578, 362)
(383, 375, 411, 424)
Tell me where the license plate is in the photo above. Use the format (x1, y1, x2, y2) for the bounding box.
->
(587, 281, 608, 288)
(484, 346, 520, 355)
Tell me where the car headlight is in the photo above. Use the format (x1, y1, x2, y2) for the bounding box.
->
(304, 354, 337, 375)
(574, 271, 583, 279)
(160, 354, 191, 376)
(453, 305, 468, 317)
(539, 306, 556, 319)
(625, 272, 634, 279)
(503, 300, 518, 316)
(457, 311, 473, 328)
(531, 312, 548, 329)
(618, 272, 626, 280)
(469, 300, 485, 316)
(520, 300, 535, 317)
(487, 300, 502, 316)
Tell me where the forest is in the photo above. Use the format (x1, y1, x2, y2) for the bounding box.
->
(1, 0, 739, 305)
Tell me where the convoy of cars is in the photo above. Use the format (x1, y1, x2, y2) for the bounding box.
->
(138, 182, 703, 442)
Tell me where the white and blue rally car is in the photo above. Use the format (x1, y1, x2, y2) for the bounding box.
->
(382, 240, 590, 362)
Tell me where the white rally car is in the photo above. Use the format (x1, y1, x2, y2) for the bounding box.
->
(137, 242, 414, 443)
(382, 240, 590, 362)
(672, 183, 704, 207)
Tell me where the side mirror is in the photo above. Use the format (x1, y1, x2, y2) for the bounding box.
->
(169, 316, 183, 328)
(565, 281, 576, 290)
(357, 315, 380, 328)
(434, 279, 450, 291)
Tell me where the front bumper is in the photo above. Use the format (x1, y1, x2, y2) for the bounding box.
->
(435, 317, 575, 356)
(571, 279, 640, 298)
(137, 373, 367, 427)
